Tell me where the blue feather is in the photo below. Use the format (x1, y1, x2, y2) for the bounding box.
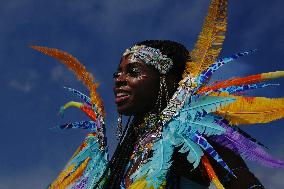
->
(56, 120, 97, 130)
(131, 136, 174, 189)
(212, 83, 279, 94)
(191, 133, 235, 176)
(64, 87, 92, 106)
(197, 50, 257, 85)
(181, 95, 236, 119)
(171, 110, 225, 136)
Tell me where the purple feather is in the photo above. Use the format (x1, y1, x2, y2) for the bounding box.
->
(210, 121, 284, 168)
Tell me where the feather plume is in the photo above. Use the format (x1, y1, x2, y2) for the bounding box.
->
(184, 0, 228, 78)
(131, 138, 173, 189)
(57, 120, 97, 130)
(216, 96, 284, 125)
(233, 127, 267, 148)
(176, 112, 225, 136)
(30, 46, 105, 117)
(197, 50, 257, 85)
(198, 71, 284, 94)
(64, 87, 92, 106)
(210, 122, 284, 168)
(191, 133, 234, 175)
(49, 157, 90, 189)
(201, 156, 225, 189)
(176, 133, 204, 168)
(65, 135, 108, 189)
(165, 119, 204, 168)
(181, 95, 236, 119)
(128, 178, 149, 189)
(210, 83, 278, 95)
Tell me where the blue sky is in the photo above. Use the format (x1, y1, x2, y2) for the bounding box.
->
(0, 0, 283, 188)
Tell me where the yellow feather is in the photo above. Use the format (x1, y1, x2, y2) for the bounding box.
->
(48, 164, 75, 189)
(183, 0, 228, 78)
(212, 178, 225, 189)
(128, 179, 150, 189)
(216, 96, 284, 125)
(128, 178, 166, 189)
(261, 71, 284, 80)
(49, 157, 90, 189)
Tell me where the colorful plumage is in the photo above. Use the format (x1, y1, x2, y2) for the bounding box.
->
(183, 0, 228, 78)
(30, 46, 105, 117)
(32, 0, 284, 188)
(210, 121, 284, 168)
(217, 96, 284, 125)
(198, 71, 284, 94)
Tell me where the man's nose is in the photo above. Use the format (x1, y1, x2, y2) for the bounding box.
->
(115, 72, 127, 87)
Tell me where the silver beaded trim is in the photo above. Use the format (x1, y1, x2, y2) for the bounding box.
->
(123, 45, 173, 74)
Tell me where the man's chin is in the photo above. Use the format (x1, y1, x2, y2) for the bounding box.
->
(116, 103, 133, 116)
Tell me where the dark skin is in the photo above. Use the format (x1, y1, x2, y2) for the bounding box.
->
(113, 55, 264, 188)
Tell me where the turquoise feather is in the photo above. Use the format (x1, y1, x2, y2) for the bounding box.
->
(181, 96, 236, 119)
(175, 133, 203, 168)
(177, 113, 225, 136)
(131, 136, 174, 189)
(68, 135, 108, 189)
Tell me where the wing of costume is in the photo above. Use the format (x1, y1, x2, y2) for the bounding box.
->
(127, 0, 284, 189)
(31, 0, 284, 189)
(31, 46, 109, 189)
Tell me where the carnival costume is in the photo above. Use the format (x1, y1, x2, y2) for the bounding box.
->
(31, 0, 284, 188)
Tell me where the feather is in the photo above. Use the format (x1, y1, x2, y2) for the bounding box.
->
(48, 164, 76, 189)
(191, 132, 234, 176)
(57, 120, 97, 130)
(176, 112, 226, 136)
(49, 157, 90, 189)
(198, 71, 284, 94)
(181, 95, 236, 119)
(128, 178, 149, 189)
(58, 101, 82, 118)
(177, 133, 204, 168)
(131, 137, 173, 189)
(232, 127, 267, 148)
(210, 83, 279, 95)
(165, 119, 204, 169)
(197, 49, 257, 85)
(216, 96, 284, 125)
(210, 122, 284, 168)
(66, 135, 108, 189)
(58, 101, 97, 122)
(80, 104, 97, 122)
(183, 0, 228, 78)
(63, 87, 92, 106)
(201, 155, 225, 189)
(30, 45, 105, 117)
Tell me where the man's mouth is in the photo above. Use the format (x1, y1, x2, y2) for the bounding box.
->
(115, 90, 131, 104)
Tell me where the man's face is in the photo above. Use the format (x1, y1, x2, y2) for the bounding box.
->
(113, 55, 160, 116)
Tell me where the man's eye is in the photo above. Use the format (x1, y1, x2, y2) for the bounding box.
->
(128, 67, 141, 76)
(113, 71, 122, 78)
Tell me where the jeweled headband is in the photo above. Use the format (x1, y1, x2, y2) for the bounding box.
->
(123, 45, 173, 74)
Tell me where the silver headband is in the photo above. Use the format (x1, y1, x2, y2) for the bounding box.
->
(123, 45, 173, 74)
